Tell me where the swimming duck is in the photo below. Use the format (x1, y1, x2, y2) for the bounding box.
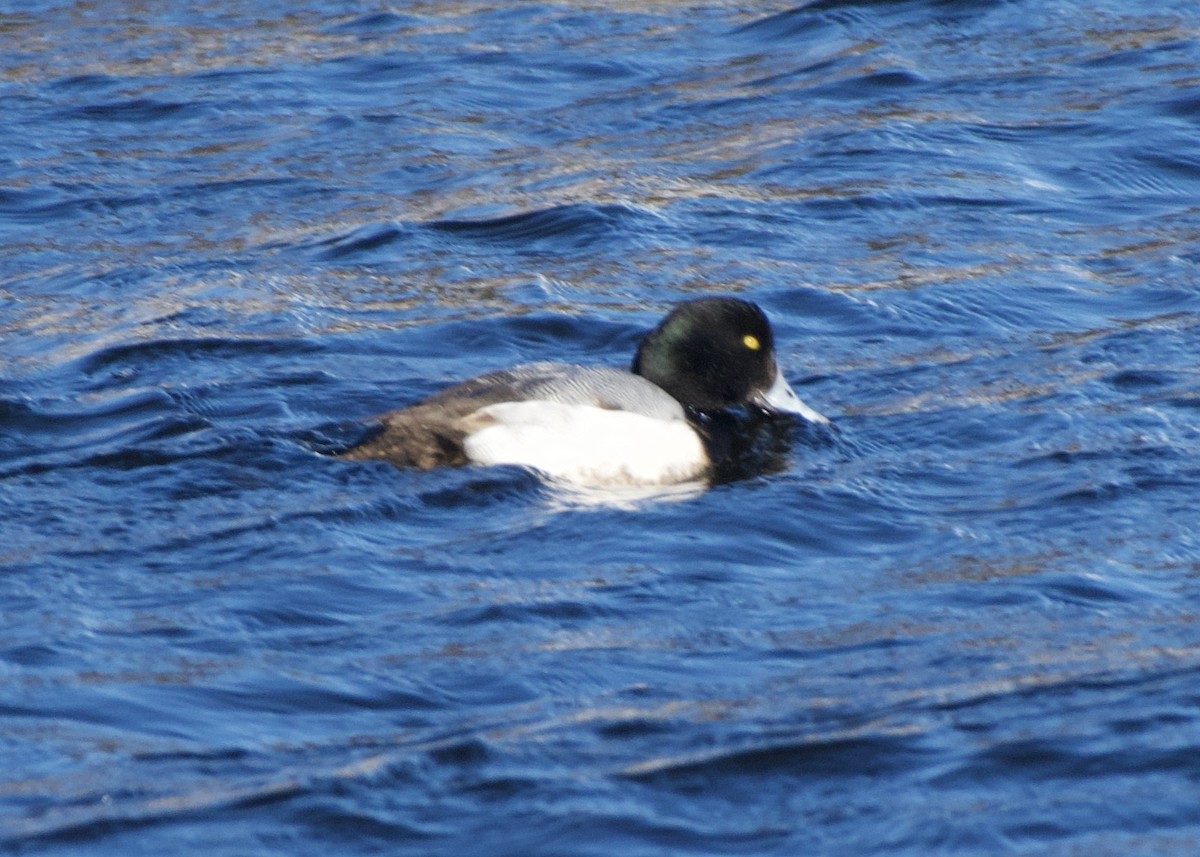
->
(340, 297, 829, 486)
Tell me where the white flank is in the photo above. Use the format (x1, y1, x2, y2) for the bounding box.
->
(462, 401, 708, 487)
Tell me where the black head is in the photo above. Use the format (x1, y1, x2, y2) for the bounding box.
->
(632, 298, 782, 412)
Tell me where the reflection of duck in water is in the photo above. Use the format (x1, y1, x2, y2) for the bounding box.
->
(341, 298, 829, 487)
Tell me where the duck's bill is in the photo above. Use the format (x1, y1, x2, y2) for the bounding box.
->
(752, 365, 831, 425)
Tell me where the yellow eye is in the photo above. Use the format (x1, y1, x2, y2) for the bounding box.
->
(742, 334, 761, 351)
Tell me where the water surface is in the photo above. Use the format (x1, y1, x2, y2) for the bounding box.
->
(3, 1, 1200, 854)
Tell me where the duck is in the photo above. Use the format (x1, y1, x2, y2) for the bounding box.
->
(339, 297, 829, 486)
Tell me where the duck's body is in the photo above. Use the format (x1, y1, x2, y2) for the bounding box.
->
(340, 298, 828, 486)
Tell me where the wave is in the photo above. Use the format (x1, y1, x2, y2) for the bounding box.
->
(315, 204, 657, 261)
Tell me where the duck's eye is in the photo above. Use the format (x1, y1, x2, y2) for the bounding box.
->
(742, 334, 761, 351)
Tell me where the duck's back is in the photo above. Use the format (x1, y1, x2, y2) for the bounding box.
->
(487, 363, 687, 420)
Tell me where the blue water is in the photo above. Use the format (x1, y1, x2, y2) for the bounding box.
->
(3, 1, 1200, 853)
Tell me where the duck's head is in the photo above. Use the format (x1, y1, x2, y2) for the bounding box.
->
(632, 298, 829, 425)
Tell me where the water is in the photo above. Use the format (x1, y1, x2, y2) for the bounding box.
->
(3, 0, 1200, 853)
